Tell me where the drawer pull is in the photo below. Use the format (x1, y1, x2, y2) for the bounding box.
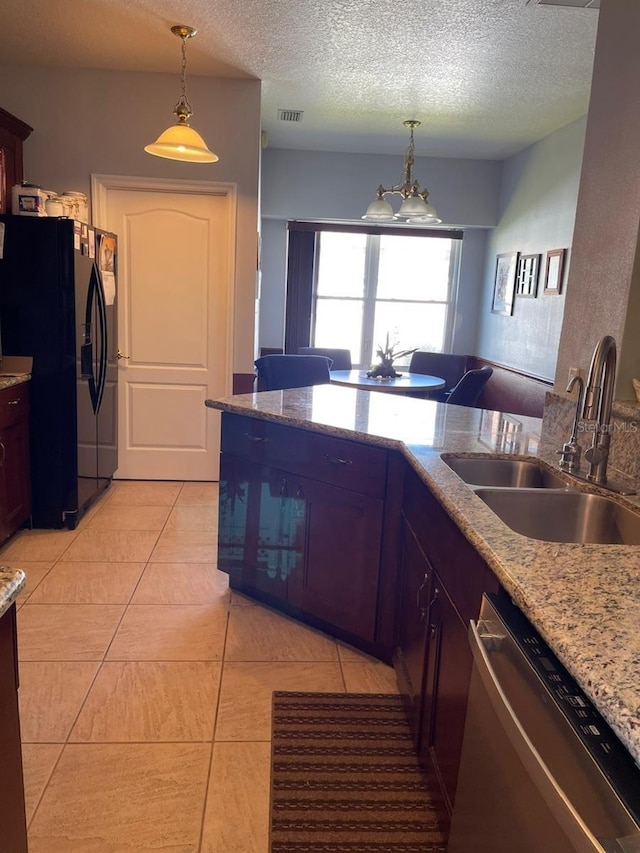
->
(324, 454, 353, 466)
(245, 433, 268, 443)
(7, 399, 20, 405)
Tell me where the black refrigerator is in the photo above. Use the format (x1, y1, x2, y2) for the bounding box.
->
(0, 215, 118, 528)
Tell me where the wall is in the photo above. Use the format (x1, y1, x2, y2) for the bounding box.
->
(259, 147, 503, 351)
(0, 64, 261, 375)
(262, 148, 502, 227)
(555, 0, 640, 400)
(259, 218, 287, 351)
(475, 118, 586, 381)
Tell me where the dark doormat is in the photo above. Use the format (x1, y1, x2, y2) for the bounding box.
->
(270, 692, 447, 852)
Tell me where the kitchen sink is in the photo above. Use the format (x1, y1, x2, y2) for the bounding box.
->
(475, 488, 640, 545)
(442, 455, 570, 489)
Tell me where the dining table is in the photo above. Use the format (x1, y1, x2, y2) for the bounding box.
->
(329, 369, 446, 396)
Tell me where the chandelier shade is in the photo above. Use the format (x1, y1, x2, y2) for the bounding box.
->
(362, 120, 441, 224)
(144, 25, 219, 164)
(362, 196, 395, 220)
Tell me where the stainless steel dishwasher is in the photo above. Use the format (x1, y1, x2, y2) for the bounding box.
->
(447, 593, 640, 853)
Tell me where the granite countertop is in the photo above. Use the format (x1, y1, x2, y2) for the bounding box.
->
(0, 569, 26, 618)
(0, 374, 31, 392)
(206, 385, 640, 766)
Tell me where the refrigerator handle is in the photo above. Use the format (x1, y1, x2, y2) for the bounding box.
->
(84, 264, 100, 413)
(95, 267, 108, 413)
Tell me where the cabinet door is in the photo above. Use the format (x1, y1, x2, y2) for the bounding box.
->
(394, 516, 433, 745)
(218, 454, 302, 603)
(1, 417, 31, 533)
(287, 475, 383, 642)
(0, 383, 31, 542)
(421, 577, 473, 820)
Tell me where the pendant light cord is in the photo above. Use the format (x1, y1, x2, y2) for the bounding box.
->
(174, 33, 193, 122)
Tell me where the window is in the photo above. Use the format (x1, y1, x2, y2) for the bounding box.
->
(311, 229, 460, 368)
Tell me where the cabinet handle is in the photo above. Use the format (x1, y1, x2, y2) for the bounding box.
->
(324, 454, 352, 466)
(417, 572, 430, 614)
(427, 585, 440, 635)
(245, 433, 268, 443)
(8, 398, 20, 405)
(0, 440, 4, 467)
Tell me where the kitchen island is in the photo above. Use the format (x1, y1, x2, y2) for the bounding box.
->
(206, 385, 640, 772)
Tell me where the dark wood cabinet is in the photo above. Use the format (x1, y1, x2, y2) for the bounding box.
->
(396, 461, 499, 831)
(218, 413, 390, 649)
(394, 516, 433, 742)
(287, 473, 383, 640)
(0, 603, 28, 853)
(0, 107, 33, 215)
(0, 382, 31, 544)
(421, 575, 473, 819)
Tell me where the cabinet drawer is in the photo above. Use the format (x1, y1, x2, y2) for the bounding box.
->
(0, 383, 29, 430)
(221, 413, 388, 498)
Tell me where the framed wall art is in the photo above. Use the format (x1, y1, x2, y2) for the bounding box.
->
(543, 248, 566, 295)
(516, 253, 541, 298)
(491, 251, 519, 316)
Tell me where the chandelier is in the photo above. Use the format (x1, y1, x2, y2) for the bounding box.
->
(362, 120, 441, 223)
(144, 25, 219, 163)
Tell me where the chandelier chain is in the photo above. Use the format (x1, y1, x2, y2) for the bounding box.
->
(174, 32, 193, 121)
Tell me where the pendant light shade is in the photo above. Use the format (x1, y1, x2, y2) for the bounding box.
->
(362, 196, 395, 220)
(396, 195, 431, 219)
(145, 25, 219, 164)
(145, 121, 219, 163)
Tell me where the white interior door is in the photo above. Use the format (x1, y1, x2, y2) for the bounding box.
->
(92, 176, 235, 481)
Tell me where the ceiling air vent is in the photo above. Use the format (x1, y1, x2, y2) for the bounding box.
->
(278, 109, 304, 123)
(525, 0, 599, 7)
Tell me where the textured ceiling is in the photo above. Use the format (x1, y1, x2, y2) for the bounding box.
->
(0, 0, 599, 159)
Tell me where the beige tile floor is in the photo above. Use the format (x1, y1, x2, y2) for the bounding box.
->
(2, 480, 398, 853)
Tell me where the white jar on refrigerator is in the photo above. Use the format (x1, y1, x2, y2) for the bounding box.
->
(11, 182, 47, 216)
(60, 191, 89, 224)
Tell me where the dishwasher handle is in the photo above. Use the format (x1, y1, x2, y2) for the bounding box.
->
(469, 618, 609, 853)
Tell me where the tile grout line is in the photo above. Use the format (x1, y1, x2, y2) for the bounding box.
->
(196, 574, 232, 852)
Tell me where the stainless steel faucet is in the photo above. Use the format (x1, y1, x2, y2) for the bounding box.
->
(581, 334, 617, 486)
(557, 374, 584, 474)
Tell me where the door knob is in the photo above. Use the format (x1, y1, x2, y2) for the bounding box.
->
(117, 350, 130, 360)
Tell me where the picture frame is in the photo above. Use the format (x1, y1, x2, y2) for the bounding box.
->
(543, 248, 566, 295)
(491, 251, 519, 315)
(516, 253, 541, 298)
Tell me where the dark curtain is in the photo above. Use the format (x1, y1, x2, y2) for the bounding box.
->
(284, 227, 316, 353)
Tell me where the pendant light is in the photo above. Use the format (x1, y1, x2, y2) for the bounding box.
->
(362, 120, 440, 223)
(145, 25, 219, 163)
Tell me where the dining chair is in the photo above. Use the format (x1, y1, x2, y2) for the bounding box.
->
(446, 367, 493, 408)
(408, 351, 468, 401)
(254, 354, 333, 391)
(297, 347, 353, 370)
